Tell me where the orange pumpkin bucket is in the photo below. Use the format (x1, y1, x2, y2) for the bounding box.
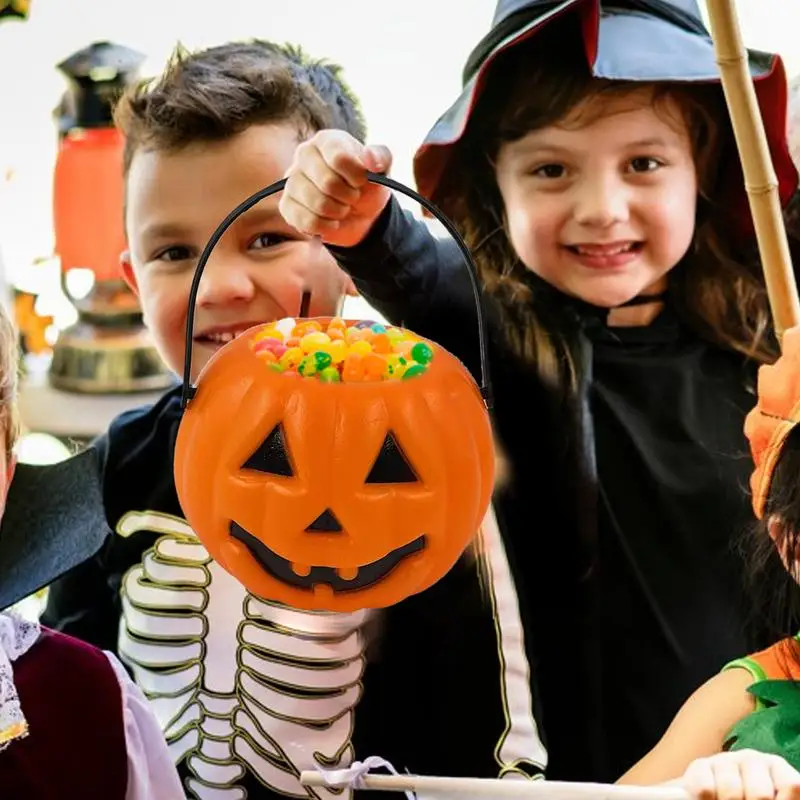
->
(174, 174, 495, 612)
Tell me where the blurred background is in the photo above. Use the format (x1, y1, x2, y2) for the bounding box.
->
(0, 0, 797, 467)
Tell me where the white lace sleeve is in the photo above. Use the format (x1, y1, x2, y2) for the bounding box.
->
(104, 652, 185, 799)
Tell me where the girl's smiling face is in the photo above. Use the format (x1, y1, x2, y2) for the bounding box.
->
(494, 87, 698, 308)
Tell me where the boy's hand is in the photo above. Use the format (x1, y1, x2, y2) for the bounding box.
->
(280, 130, 393, 248)
(681, 750, 800, 800)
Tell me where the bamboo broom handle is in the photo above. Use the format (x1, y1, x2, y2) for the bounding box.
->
(705, 0, 800, 341)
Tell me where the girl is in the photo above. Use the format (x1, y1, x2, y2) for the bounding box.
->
(279, 0, 798, 784)
(0, 304, 182, 798)
(620, 325, 800, 796)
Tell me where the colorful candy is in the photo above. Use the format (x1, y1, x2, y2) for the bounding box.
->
(250, 318, 434, 382)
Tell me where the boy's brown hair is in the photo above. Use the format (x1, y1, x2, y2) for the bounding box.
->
(114, 40, 367, 177)
(0, 305, 20, 455)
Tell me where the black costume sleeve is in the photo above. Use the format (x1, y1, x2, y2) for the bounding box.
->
(357, 510, 546, 781)
(331, 202, 546, 778)
(328, 197, 483, 379)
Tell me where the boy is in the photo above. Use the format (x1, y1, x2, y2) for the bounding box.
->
(28, 40, 545, 799)
(0, 303, 182, 797)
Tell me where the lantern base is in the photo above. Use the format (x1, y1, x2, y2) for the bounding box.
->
(49, 320, 174, 394)
(70, 278, 144, 324)
(48, 278, 174, 395)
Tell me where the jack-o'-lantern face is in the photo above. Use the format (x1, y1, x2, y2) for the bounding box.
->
(174, 317, 495, 612)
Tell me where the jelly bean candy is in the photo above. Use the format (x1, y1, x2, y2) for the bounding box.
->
(384, 354, 406, 377)
(411, 342, 433, 365)
(293, 320, 322, 337)
(328, 340, 348, 363)
(313, 351, 333, 370)
(403, 364, 427, 380)
(254, 327, 283, 343)
(372, 333, 391, 354)
(301, 331, 331, 353)
(253, 337, 282, 354)
(280, 347, 304, 369)
(342, 354, 364, 382)
(253, 316, 434, 383)
(275, 318, 295, 338)
(256, 349, 277, 365)
(298, 355, 318, 377)
(362, 352, 387, 381)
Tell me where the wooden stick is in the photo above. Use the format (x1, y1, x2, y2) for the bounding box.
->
(704, 0, 800, 341)
(300, 771, 690, 800)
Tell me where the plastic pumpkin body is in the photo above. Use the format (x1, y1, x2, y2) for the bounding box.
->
(174, 318, 495, 612)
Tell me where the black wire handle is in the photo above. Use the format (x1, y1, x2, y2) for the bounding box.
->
(180, 172, 493, 409)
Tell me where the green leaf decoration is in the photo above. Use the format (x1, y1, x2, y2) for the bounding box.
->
(725, 679, 800, 771)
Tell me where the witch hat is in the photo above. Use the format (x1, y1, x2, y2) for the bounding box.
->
(0, 449, 110, 610)
(413, 0, 796, 230)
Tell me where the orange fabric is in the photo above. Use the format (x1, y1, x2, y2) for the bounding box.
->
(744, 326, 800, 518)
(745, 637, 800, 681)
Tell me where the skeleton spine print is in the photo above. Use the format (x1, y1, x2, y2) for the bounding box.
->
(117, 510, 369, 800)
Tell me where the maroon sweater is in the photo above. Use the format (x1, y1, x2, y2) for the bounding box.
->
(0, 627, 128, 797)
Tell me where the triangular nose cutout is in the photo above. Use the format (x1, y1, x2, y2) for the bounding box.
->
(306, 509, 343, 533)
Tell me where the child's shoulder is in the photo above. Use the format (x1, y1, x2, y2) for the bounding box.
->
(723, 638, 800, 769)
(19, 626, 120, 678)
(107, 382, 181, 438)
(13, 626, 128, 744)
(5, 626, 131, 795)
(725, 636, 800, 683)
(99, 383, 182, 469)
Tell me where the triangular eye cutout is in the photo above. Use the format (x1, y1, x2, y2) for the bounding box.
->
(366, 432, 418, 484)
(242, 424, 293, 477)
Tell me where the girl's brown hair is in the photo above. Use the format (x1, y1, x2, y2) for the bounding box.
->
(433, 21, 777, 391)
(0, 305, 20, 456)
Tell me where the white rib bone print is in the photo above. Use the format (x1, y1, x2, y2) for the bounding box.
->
(117, 510, 368, 800)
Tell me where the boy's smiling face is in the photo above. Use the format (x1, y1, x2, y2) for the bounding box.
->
(121, 122, 355, 380)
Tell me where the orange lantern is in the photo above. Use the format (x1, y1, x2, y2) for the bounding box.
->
(174, 175, 495, 612)
(48, 42, 173, 395)
(53, 127, 126, 283)
(53, 42, 144, 285)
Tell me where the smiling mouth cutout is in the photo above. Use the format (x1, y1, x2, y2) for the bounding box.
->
(230, 521, 426, 592)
